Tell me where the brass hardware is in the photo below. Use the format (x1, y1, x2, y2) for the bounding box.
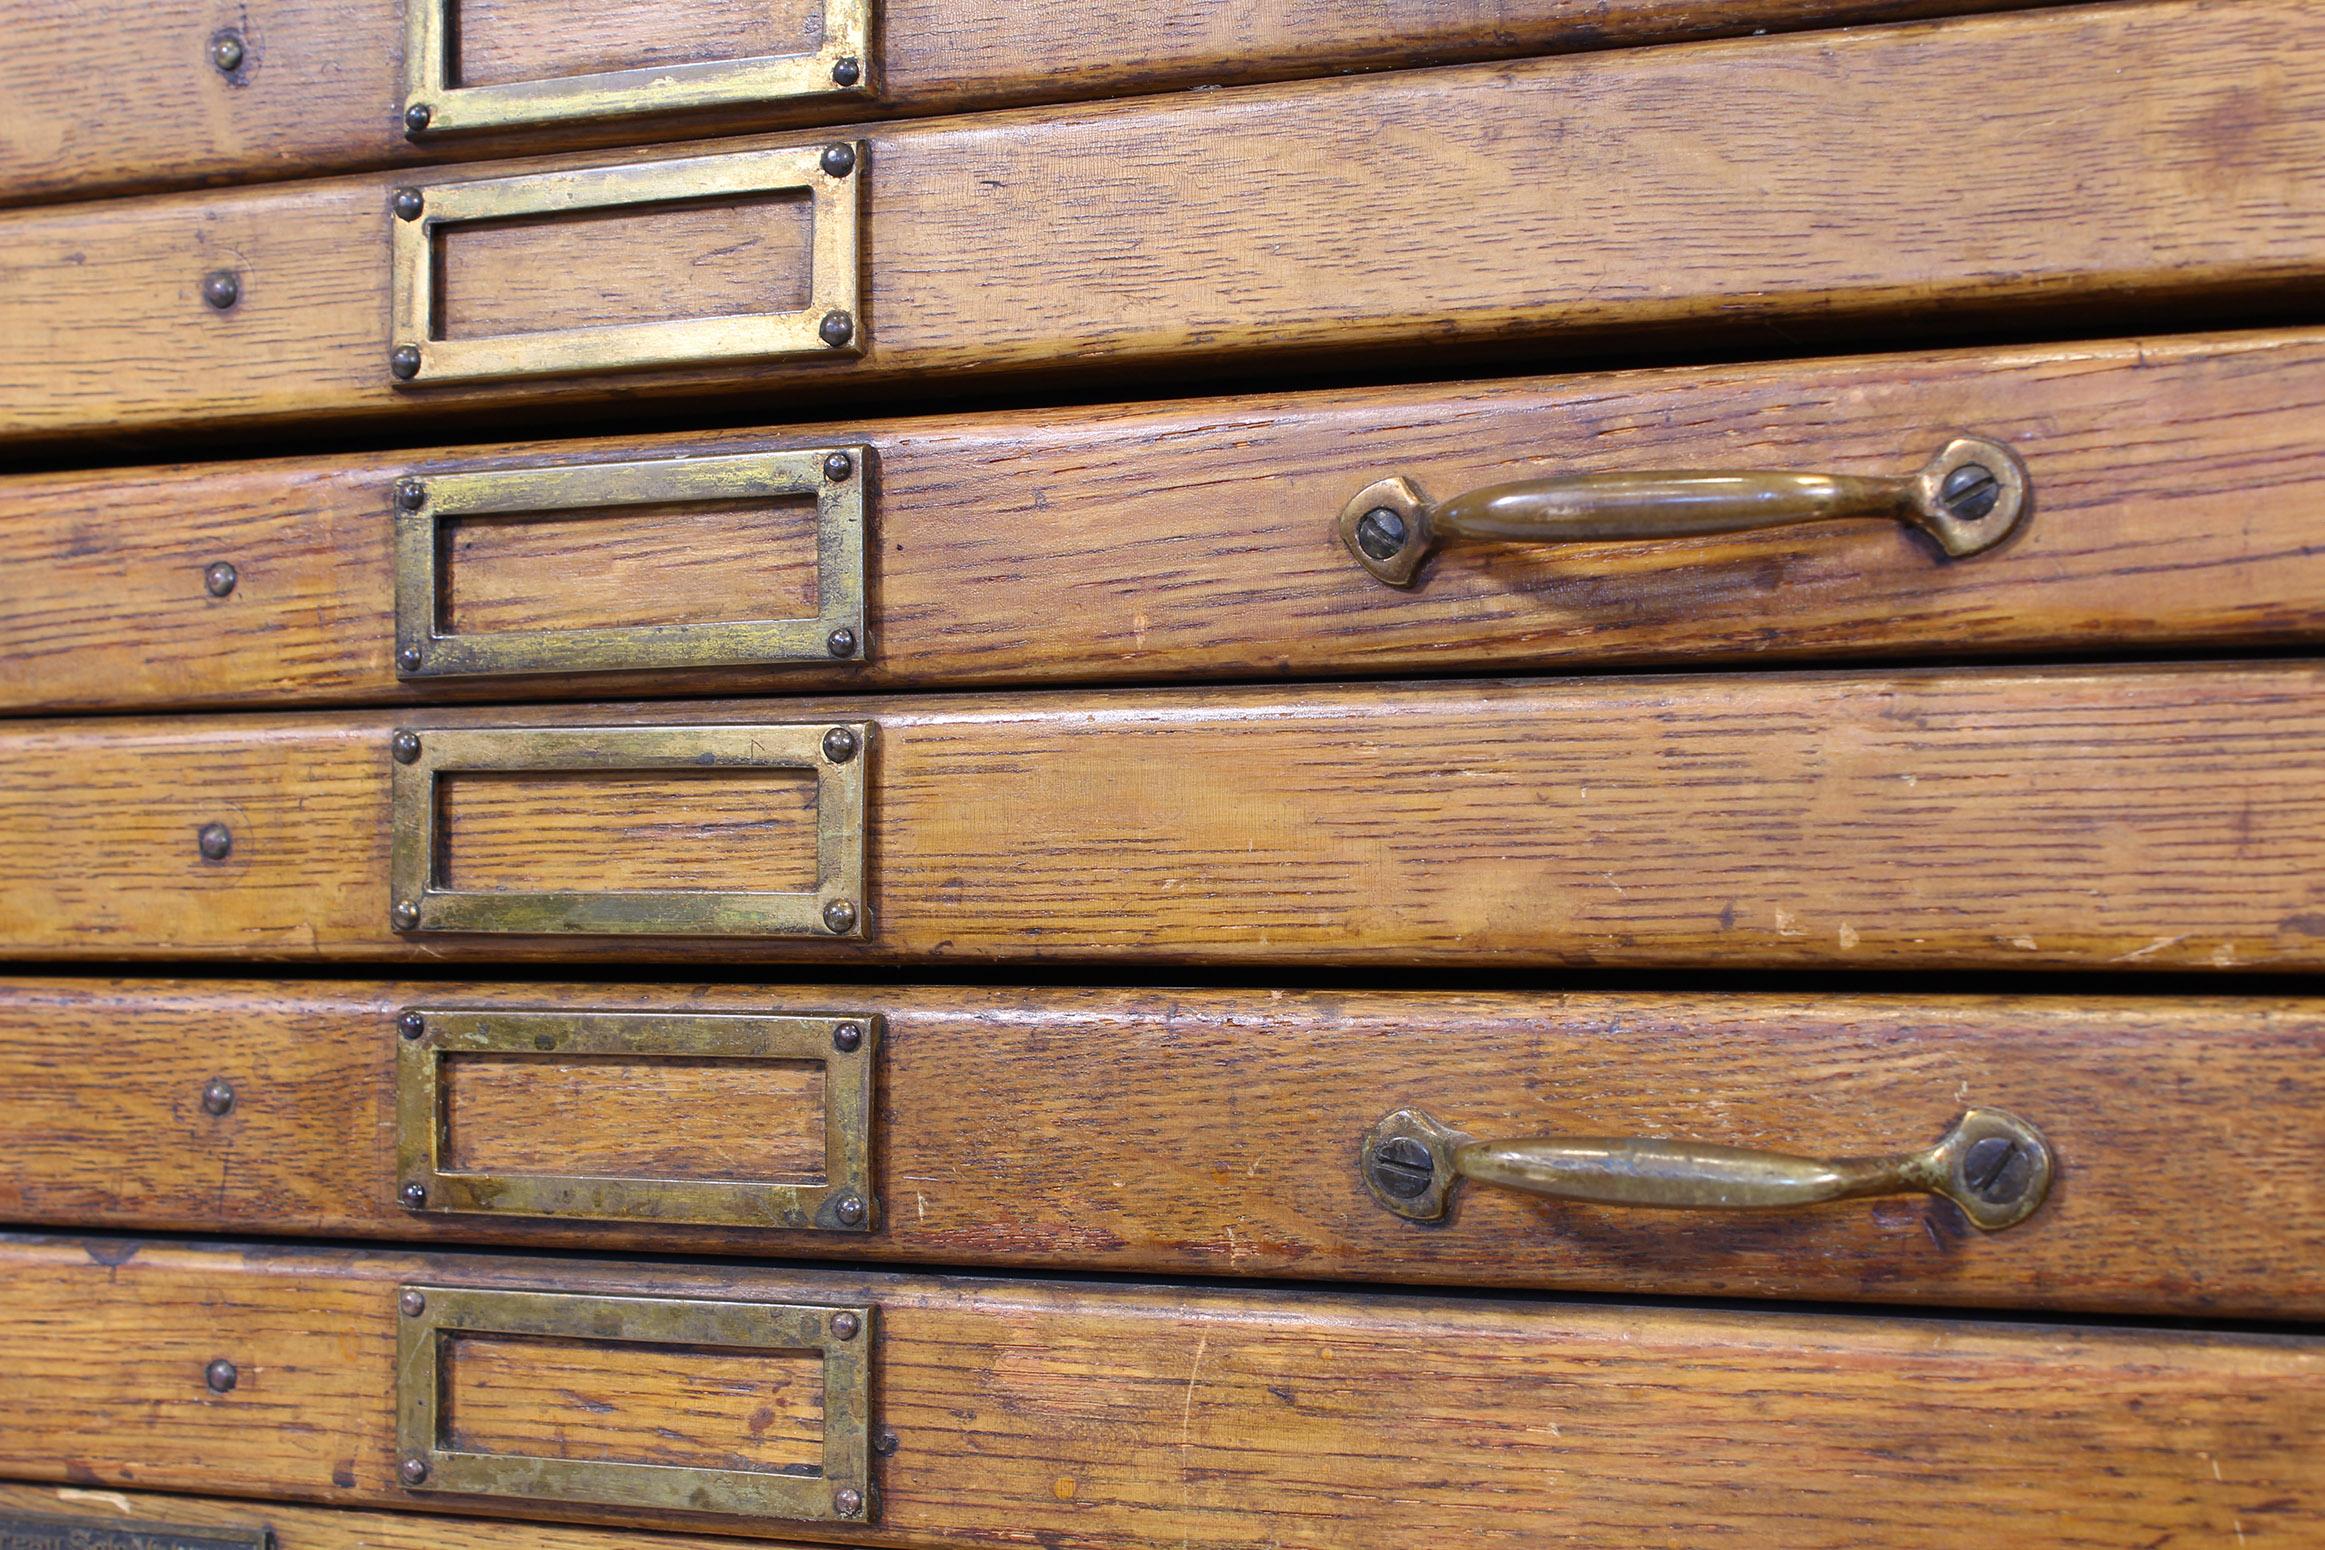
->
(1362, 1106, 2053, 1231)
(388, 145, 863, 385)
(0, 1510, 272, 1549)
(392, 449, 868, 678)
(1338, 435, 2031, 586)
(395, 1285, 875, 1522)
(387, 723, 870, 938)
(395, 1008, 879, 1230)
(400, 0, 873, 136)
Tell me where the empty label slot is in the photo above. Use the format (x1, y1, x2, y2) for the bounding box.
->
(449, 0, 825, 88)
(437, 768, 822, 895)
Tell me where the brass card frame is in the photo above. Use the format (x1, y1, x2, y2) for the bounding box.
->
(395, 1285, 875, 1522)
(401, 0, 875, 136)
(395, 1008, 879, 1229)
(388, 723, 871, 938)
(393, 448, 869, 679)
(389, 145, 863, 385)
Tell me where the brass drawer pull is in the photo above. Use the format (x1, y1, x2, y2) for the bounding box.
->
(1337, 435, 2030, 586)
(1362, 1106, 2053, 1230)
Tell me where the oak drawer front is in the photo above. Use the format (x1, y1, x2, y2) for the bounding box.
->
(6, 978, 2323, 1317)
(6, 0, 2321, 445)
(4, 1235, 2320, 1549)
(1, 666, 2321, 970)
(0, 3, 2055, 206)
(10, 329, 2325, 713)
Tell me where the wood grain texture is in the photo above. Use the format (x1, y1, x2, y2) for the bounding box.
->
(0, 2, 2069, 206)
(3, 978, 2323, 1316)
(1, 1235, 2319, 1548)
(8, 327, 2325, 712)
(6, 0, 2322, 447)
(0, 665, 2320, 970)
(0, 1484, 834, 1550)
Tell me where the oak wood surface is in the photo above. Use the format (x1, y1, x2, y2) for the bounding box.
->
(2, 1235, 2319, 1549)
(0, 665, 2319, 971)
(3, 977, 2322, 1317)
(5, 1, 2321, 447)
(0, 2, 2070, 207)
(8, 328, 2325, 713)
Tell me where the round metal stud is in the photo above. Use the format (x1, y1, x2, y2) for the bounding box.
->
(823, 450, 854, 482)
(391, 900, 421, 931)
(820, 143, 857, 178)
(399, 1290, 427, 1317)
(823, 899, 859, 934)
(392, 187, 425, 222)
(831, 57, 861, 87)
(400, 1456, 430, 1485)
(198, 821, 234, 861)
(830, 1311, 861, 1341)
(390, 345, 422, 380)
(201, 270, 241, 310)
(205, 1358, 238, 1393)
(391, 730, 422, 764)
(398, 1010, 426, 1040)
(395, 479, 428, 510)
(400, 1182, 427, 1209)
(210, 32, 245, 72)
(833, 1193, 866, 1226)
(822, 725, 860, 763)
(397, 644, 425, 672)
(818, 309, 855, 348)
(833, 1022, 863, 1052)
(833, 1488, 864, 1518)
(404, 102, 432, 134)
(826, 627, 858, 658)
(204, 560, 239, 597)
(201, 1077, 236, 1116)
(1353, 507, 1409, 563)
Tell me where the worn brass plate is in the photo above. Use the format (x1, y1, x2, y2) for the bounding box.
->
(402, 0, 874, 136)
(395, 1007, 879, 1229)
(389, 145, 862, 384)
(387, 723, 871, 937)
(395, 1285, 876, 1522)
(0, 1512, 272, 1549)
(394, 448, 868, 678)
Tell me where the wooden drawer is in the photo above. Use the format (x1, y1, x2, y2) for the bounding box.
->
(0, 1486, 812, 1550)
(1, 666, 2320, 971)
(2, 1235, 2318, 1548)
(0, 3, 2063, 207)
(8, 328, 2325, 713)
(4, 977, 2321, 1318)
(5, 0, 2321, 447)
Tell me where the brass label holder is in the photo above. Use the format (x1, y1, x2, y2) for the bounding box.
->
(389, 145, 863, 385)
(387, 723, 871, 938)
(393, 448, 869, 679)
(401, 0, 874, 136)
(395, 1008, 879, 1230)
(395, 1285, 876, 1522)
(0, 1512, 272, 1549)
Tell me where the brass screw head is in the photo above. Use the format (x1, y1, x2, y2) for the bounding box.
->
(819, 310, 855, 348)
(209, 32, 245, 72)
(1368, 1135, 1436, 1200)
(823, 726, 860, 763)
(399, 1290, 427, 1317)
(833, 1022, 863, 1052)
(397, 644, 425, 672)
(197, 822, 234, 861)
(398, 1011, 426, 1040)
(391, 730, 422, 764)
(830, 1310, 861, 1341)
(389, 345, 422, 380)
(394, 479, 428, 510)
(205, 1358, 238, 1393)
(823, 450, 854, 482)
(1353, 507, 1409, 562)
(400, 1182, 427, 1208)
(201, 270, 241, 310)
(833, 1193, 866, 1226)
(833, 1487, 864, 1518)
(1939, 462, 2003, 523)
(391, 188, 425, 221)
(831, 57, 860, 87)
(820, 143, 858, 178)
(826, 626, 858, 658)
(823, 899, 859, 934)
(404, 103, 432, 134)
(400, 1456, 430, 1485)
(391, 900, 420, 931)
(201, 1077, 236, 1116)
(203, 560, 239, 597)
